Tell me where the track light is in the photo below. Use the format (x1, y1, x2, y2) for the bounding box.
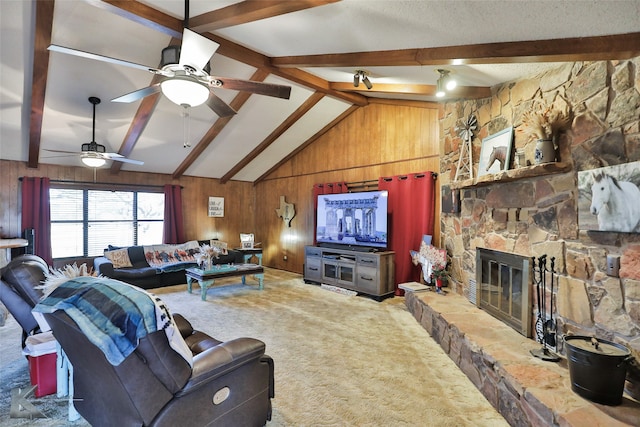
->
(435, 69, 456, 98)
(353, 70, 373, 90)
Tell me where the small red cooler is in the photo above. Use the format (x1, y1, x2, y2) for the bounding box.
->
(24, 332, 58, 398)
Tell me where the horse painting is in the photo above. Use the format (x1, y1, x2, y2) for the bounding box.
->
(590, 172, 640, 232)
(485, 145, 508, 171)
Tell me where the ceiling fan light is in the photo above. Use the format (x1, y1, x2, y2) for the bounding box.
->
(81, 155, 106, 167)
(161, 77, 210, 107)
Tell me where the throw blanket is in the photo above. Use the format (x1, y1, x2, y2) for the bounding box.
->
(33, 276, 192, 367)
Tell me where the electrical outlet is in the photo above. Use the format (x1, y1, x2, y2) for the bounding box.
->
(606, 255, 620, 277)
(283, 255, 288, 261)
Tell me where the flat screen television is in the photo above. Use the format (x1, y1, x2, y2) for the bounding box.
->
(316, 190, 389, 250)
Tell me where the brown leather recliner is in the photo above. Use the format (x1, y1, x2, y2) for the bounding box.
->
(0, 254, 48, 346)
(42, 296, 274, 427)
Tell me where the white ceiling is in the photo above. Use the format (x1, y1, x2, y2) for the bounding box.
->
(1, 0, 639, 181)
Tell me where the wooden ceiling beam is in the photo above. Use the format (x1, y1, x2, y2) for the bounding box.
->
(271, 32, 640, 67)
(86, 0, 183, 38)
(220, 91, 326, 183)
(190, 0, 340, 33)
(28, 0, 55, 169)
(89, 1, 367, 106)
(330, 82, 491, 99)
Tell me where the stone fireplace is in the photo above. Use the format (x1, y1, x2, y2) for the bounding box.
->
(438, 58, 640, 362)
(476, 248, 531, 337)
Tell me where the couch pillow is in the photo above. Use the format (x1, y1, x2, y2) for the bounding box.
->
(209, 240, 228, 255)
(127, 246, 147, 267)
(104, 248, 133, 269)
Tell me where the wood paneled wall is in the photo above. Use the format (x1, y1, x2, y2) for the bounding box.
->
(0, 101, 441, 273)
(254, 101, 441, 273)
(0, 159, 255, 248)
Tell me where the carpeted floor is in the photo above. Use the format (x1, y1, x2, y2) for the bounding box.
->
(0, 269, 508, 426)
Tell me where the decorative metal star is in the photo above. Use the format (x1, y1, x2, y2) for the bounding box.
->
(456, 114, 477, 142)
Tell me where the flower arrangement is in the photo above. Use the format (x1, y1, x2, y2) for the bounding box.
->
(518, 101, 572, 141)
(431, 263, 449, 280)
(194, 244, 221, 269)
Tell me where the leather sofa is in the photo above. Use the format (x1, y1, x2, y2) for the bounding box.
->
(94, 241, 244, 289)
(39, 278, 274, 427)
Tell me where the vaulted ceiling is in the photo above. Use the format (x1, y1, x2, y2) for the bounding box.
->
(2, 1, 639, 183)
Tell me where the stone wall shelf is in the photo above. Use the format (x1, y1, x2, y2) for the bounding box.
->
(450, 161, 572, 189)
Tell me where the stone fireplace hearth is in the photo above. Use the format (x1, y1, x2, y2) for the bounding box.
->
(404, 290, 640, 426)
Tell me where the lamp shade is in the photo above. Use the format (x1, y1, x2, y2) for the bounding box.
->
(160, 77, 210, 107)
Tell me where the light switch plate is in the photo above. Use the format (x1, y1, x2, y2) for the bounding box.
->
(606, 255, 620, 277)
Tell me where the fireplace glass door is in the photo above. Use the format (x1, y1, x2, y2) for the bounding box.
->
(477, 249, 531, 337)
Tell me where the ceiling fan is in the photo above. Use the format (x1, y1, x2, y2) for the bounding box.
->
(47, 1, 292, 118)
(44, 97, 144, 168)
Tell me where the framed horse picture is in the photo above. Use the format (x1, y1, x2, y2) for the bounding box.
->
(577, 161, 640, 233)
(478, 127, 513, 177)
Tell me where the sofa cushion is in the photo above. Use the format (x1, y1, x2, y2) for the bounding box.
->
(106, 245, 147, 268)
(104, 248, 133, 269)
(110, 267, 158, 280)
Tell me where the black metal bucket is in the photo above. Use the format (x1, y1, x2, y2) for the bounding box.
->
(564, 335, 631, 406)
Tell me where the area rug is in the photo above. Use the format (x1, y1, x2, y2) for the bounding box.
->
(0, 269, 508, 426)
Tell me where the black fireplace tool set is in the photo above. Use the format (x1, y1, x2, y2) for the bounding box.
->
(531, 254, 560, 362)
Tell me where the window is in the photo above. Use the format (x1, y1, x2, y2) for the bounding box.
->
(50, 188, 164, 258)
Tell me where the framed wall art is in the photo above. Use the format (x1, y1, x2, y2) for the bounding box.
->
(478, 127, 513, 177)
(577, 161, 640, 233)
(208, 197, 224, 217)
(441, 185, 460, 214)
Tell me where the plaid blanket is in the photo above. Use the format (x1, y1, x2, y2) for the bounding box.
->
(33, 276, 192, 366)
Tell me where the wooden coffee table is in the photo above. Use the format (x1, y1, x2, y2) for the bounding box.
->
(185, 264, 264, 301)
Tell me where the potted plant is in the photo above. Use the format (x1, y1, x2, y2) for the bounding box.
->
(518, 100, 572, 164)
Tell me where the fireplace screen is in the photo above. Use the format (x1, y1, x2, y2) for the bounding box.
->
(476, 249, 531, 337)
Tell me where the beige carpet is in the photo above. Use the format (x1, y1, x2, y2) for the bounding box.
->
(0, 269, 507, 426)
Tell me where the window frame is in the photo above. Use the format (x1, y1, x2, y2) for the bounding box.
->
(49, 183, 164, 258)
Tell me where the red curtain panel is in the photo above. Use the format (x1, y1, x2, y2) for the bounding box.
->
(21, 177, 53, 266)
(163, 185, 185, 244)
(379, 172, 436, 295)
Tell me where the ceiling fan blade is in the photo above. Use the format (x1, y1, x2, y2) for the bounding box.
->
(206, 91, 237, 117)
(211, 77, 292, 100)
(48, 45, 161, 74)
(106, 156, 144, 166)
(43, 148, 79, 154)
(179, 28, 219, 70)
(112, 84, 162, 103)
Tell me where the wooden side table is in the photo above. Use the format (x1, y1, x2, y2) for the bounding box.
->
(235, 248, 263, 265)
(0, 238, 28, 268)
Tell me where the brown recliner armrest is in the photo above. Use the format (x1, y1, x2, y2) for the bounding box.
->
(179, 337, 266, 395)
(172, 313, 194, 337)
